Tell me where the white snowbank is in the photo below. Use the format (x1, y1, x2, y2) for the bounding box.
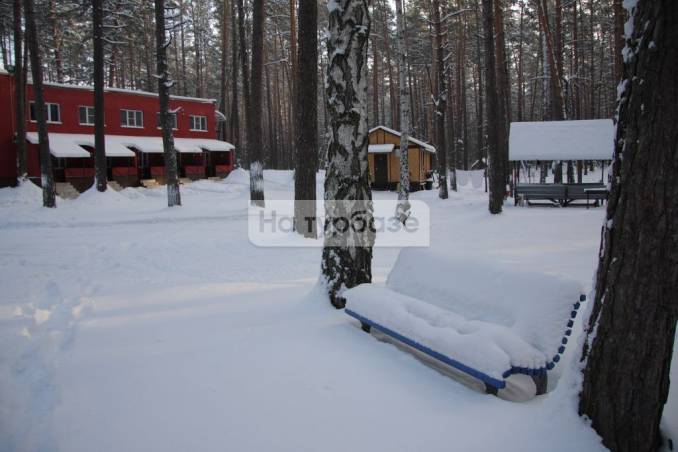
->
(385, 249, 583, 363)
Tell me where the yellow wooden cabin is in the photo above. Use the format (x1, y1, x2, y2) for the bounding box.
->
(368, 126, 436, 190)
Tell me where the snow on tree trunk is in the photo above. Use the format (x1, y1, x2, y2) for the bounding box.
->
(482, 0, 502, 214)
(432, 0, 448, 200)
(93, 0, 107, 192)
(294, 0, 318, 237)
(155, 0, 181, 207)
(394, 0, 410, 223)
(13, 0, 27, 183)
(248, 0, 265, 207)
(579, 2, 678, 451)
(24, 0, 55, 208)
(321, 0, 374, 309)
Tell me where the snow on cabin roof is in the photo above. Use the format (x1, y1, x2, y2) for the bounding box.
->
(369, 126, 436, 153)
(25, 133, 234, 157)
(509, 119, 614, 161)
(369, 144, 395, 154)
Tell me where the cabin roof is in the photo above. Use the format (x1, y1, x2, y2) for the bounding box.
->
(369, 125, 436, 153)
(509, 119, 614, 161)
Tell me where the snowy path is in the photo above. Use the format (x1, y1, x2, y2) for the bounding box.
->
(0, 172, 673, 451)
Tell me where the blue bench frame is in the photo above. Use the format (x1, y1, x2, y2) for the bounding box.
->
(346, 294, 587, 395)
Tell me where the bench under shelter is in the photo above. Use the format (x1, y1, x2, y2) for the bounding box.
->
(509, 119, 614, 206)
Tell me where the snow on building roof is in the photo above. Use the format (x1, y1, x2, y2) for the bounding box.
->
(25, 133, 234, 157)
(369, 126, 436, 153)
(26, 132, 93, 158)
(368, 144, 395, 154)
(509, 119, 614, 161)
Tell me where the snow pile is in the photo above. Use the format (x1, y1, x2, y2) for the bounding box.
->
(386, 249, 584, 361)
(223, 167, 249, 185)
(0, 182, 47, 206)
(76, 186, 131, 206)
(456, 170, 485, 189)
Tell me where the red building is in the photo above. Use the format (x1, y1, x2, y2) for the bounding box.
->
(0, 70, 235, 190)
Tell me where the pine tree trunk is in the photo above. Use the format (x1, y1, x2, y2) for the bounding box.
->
(579, 2, 678, 451)
(293, 0, 317, 237)
(24, 0, 55, 207)
(155, 0, 181, 207)
(237, 0, 251, 166)
(219, 0, 229, 142)
(395, 0, 410, 222)
(482, 0, 502, 214)
(13, 0, 26, 182)
(432, 0, 448, 199)
(248, 0, 265, 207)
(229, 0, 240, 152)
(321, 0, 373, 308)
(93, 0, 107, 192)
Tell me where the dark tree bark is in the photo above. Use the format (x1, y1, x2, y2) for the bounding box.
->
(13, 0, 27, 182)
(154, 0, 181, 207)
(93, 0, 107, 192)
(219, 0, 229, 142)
(321, 0, 373, 308)
(248, 0, 265, 207)
(24, 0, 55, 207)
(482, 0, 502, 214)
(237, 0, 251, 165)
(493, 0, 508, 186)
(293, 0, 317, 237)
(229, 0, 240, 152)
(432, 0, 448, 199)
(579, 2, 678, 452)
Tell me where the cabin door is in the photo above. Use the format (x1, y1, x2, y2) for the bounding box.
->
(374, 154, 388, 187)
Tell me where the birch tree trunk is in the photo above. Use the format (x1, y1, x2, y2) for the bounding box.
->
(13, 0, 26, 183)
(579, 2, 678, 451)
(293, 0, 317, 237)
(248, 0, 265, 207)
(24, 0, 55, 207)
(155, 0, 181, 207)
(321, 0, 373, 308)
(432, 0, 448, 199)
(93, 0, 107, 192)
(395, 0, 410, 222)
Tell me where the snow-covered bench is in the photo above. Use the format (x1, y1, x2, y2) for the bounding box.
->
(344, 249, 586, 396)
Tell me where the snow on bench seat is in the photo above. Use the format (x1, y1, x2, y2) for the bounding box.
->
(344, 249, 585, 392)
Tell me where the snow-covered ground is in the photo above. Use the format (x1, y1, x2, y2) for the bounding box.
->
(0, 170, 674, 452)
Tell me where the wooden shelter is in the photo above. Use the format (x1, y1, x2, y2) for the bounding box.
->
(368, 126, 436, 190)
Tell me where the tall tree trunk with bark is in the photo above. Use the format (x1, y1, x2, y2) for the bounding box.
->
(155, 0, 181, 207)
(219, 0, 229, 142)
(395, 0, 410, 222)
(13, 0, 26, 182)
(579, 2, 678, 451)
(229, 0, 240, 152)
(432, 0, 448, 199)
(321, 0, 373, 308)
(293, 0, 317, 237)
(24, 0, 55, 207)
(237, 0, 251, 165)
(93, 0, 107, 192)
(482, 0, 502, 214)
(248, 0, 265, 206)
